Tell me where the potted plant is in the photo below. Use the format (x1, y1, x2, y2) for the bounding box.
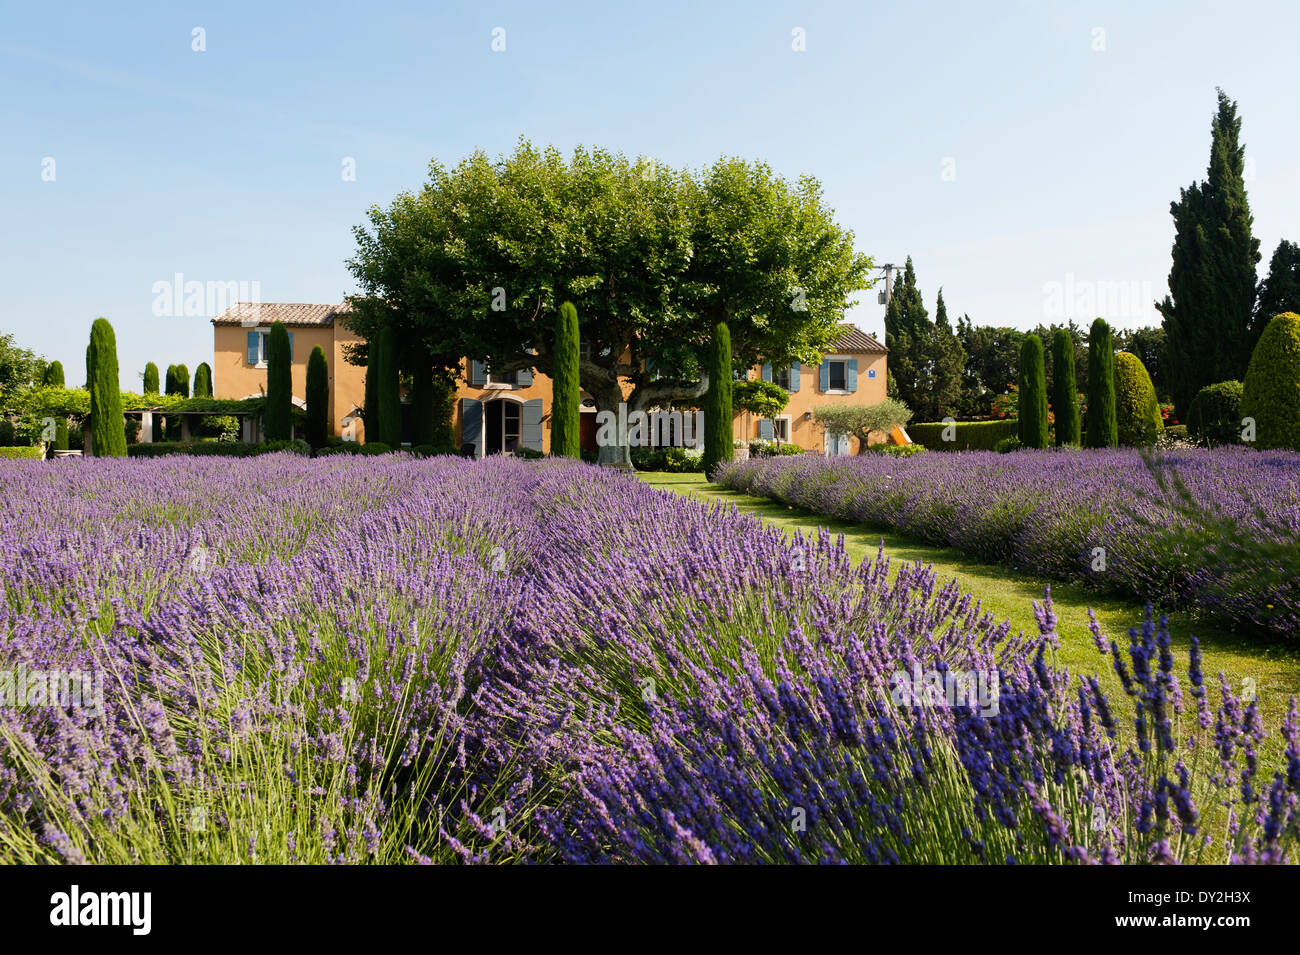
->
(732, 438, 750, 461)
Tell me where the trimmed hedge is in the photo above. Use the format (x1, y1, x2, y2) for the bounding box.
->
(0, 446, 44, 460)
(127, 439, 311, 459)
(908, 419, 1018, 451)
(1114, 352, 1164, 446)
(1186, 380, 1244, 446)
(1240, 312, 1300, 451)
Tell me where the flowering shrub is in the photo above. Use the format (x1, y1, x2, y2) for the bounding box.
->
(0, 454, 1296, 864)
(715, 448, 1300, 640)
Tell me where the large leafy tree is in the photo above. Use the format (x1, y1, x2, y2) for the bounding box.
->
(347, 141, 872, 463)
(1157, 90, 1261, 417)
(0, 332, 43, 404)
(955, 319, 1025, 417)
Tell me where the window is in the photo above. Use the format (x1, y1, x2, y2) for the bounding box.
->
(503, 401, 521, 451)
(774, 366, 791, 390)
(486, 367, 518, 387)
(246, 329, 293, 367)
(773, 416, 791, 443)
(828, 360, 847, 391)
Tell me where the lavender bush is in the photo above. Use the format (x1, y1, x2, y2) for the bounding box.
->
(714, 448, 1300, 641)
(0, 453, 1296, 864)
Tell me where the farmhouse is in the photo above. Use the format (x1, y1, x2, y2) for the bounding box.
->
(211, 303, 890, 454)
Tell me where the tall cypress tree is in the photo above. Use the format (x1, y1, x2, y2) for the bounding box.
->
(164, 365, 177, 396)
(374, 325, 401, 447)
(1085, 318, 1118, 448)
(86, 318, 127, 457)
(1051, 329, 1081, 445)
(1255, 239, 1300, 327)
(43, 360, 68, 449)
(883, 256, 929, 411)
(1157, 89, 1261, 417)
(143, 362, 160, 395)
(305, 346, 329, 448)
(264, 321, 293, 441)
(703, 321, 733, 474)
(192, 362, 213, 398)
(172, 364, 190, 399)
(551, 301, 581, 458)
(1018, 335, 1048, 449)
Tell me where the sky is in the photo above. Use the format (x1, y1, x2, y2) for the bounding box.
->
(2, 0, 1298, 390)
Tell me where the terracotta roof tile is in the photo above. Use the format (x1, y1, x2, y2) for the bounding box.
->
(210, 302, 351, 326)
(829, 324, 887, 353)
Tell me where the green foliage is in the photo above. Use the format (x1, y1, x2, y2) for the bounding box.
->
(631, 446, 706, 472)
(1113, 326, 1168, 400)
(359, 441, 393, 456)
(865, 442, 926, 458)
(128, 439, 310, 458)
(703, 322, 733, 473)
(955, 320, 1026, 417)
(1051, 329, 1081, 445)
(1158, 90, 1262, 417)
(42, 361, 65, 387)
(1186, 380, 1244, 445)
(0, 331, 43, 404)
(994, 435, 1022, 453)
(0, 445, 43, 460)
(1085, 318, 1118, 448)
(1114, 352, 1164, 446)
(192, 362, 213, 398)
(165, 364, 190, 398)
(86, 318, 126, 458)
(1017, 335, 1048, 449)
(264, 322, 293, 442)
(39, 361, 70, 449)
(373, 325, 401, 447)
(748, 440, 803, 457)
(305, 346, 329, 449)
(1255, 240, 1300, 330)
(363, 361, 377, 443)
(732, 379, 789, 420)
(1240, 312, 1300, 450)
(550, 301, 581, 458)
(143, 362, 159, 395)
(409, 362, 449, 449)
(813, 398, 913, 452)
(907, 418, 1018, 451)
(0, 419, 16, 445)
(884, 261, 964, 421)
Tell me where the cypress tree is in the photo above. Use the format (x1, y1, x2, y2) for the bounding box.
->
(1255, 240, 1300, 328)
(143, 362, 159, 395)
(363, 358, 378, 446)
(42, 361, 68, 449)
(86, 318, 127, 457)
(164, 365, 177, 396)
(1086, 318, 1118, 448)
(264, 321, 293, 441)
(374, 325, 401, 447)
(172, 364, 190, 399)
(551, 301, 581, 458)
(305, 346, 329, 448)
(1051, 329, 1080, 445)
(1017, 335, 1048, 449)
(1157, 89, 1261, 417)
(882, 256, 929, 412)
(703, 321, 733, 474)
(42, 361, 65, 387)
(192, 362, 213, 398)
(410, 359, 436, 447)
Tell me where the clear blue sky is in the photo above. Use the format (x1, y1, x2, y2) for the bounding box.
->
(3, 0, 1298, 390)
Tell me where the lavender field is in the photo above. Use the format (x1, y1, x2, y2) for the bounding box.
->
(716, 448, 1300, 642)
(0, 454, 1296, 864)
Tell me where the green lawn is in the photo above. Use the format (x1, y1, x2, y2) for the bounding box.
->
(641, 471, 1300, 733)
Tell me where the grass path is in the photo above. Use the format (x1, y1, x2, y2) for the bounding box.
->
(641, 472, 1300, 732)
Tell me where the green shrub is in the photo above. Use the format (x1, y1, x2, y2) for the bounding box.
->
(143, 363, 160, 395)
(373, 326, 401, 448)
(1186, 380, 1244, 446)
(1017, 335, 1048, 449)
(0, 419, 14, 446)
(128, 442, 261, 458)
(359, 441, 393, 456)
(1240, 312, 1300, 450)
(749, 440, 803, 457)
(0, 446, 44, 460)
(317, 442, 362, 456)
(259, 439, 312, 456)
(264, 322, 293, 442)
(192, 362, 213, 398)
(42, 361, 65, 387)
(1114, 352, 1163, 446)
(994, 435, 1022, 453)
(1085, 318, 1117, 448)
(631, 446, 706, 472)
(865, 442, 926, 457)
(907, 419, 1018, 451)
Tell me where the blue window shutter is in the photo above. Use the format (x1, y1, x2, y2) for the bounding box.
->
(819, 360, 830, 392)
(461, 398, 483, 458)
(517, 365, 533, 387)
(247, 331, 259, 365)
(288, 332, 294, 362)
(761, 362, 772, 382)
(521, 398, 544, 451)
(847, 358, 859, 393)
(759, 418, 774, 440)
(790, 361, 801, 393)
(470, 361, 486, 386)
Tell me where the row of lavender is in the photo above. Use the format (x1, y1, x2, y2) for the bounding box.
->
(715, 447, 1300, 641)
(0, 454, 1295, 863)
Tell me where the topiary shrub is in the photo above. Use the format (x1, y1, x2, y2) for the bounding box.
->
(305, 346, 329, 448)
(86, 318, 127, 457)
(1017, 335, 1048, 449)
(908, 419, 1018, 451)
(1240, 312, 1300, 451)
(1186, 380, 1244, 446)
(143, 363, 160, 395)
(1114, 352, 1164, 446)
(1085, 318, 1117, 448)
(192, 362, 213, 398)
